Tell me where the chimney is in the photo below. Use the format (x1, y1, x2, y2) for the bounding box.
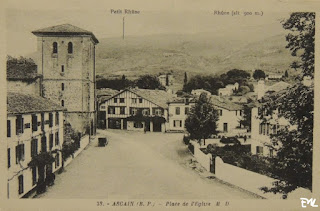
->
(303, 75, 313, 87)
(257, 79, 265, 100)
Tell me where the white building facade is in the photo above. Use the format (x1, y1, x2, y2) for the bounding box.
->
(100, 88, 175, 132)
(7, 92, 65, 198)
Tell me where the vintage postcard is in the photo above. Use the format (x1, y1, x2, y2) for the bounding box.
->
(1, 0, 319, 210)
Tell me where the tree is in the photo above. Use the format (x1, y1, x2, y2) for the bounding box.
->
(284, 70, 289, 78)
(260, 84, 313, 194)
(121, 74, 126, 80)
(184, 72, 188, 85)
(135, 75, 166, 90)
(259, 12, 315, 196)
(240, 103, 252, 131)
(185, 93, 219, 145)
(282, 12, 315, 77)
(253, 69, 266, 80)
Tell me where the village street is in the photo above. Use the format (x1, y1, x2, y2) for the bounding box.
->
(38, 129, 261, 199)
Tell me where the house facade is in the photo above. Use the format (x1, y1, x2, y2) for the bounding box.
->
(167, 95, 245, 135)
(32, 24, 99, 136)
(167, 98, 196, 132)
(250, 79, 298, 156)
(210, 96, 245, 135)
(100, 88, 175, 132)
(7, 92, 65, 198)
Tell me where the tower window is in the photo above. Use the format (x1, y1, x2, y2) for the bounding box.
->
(61, 100, 64, 107)
(61, 83, 64, 91)
(61, 65, 64, 73)
(68, 42, 73, 54)
(53, 42, 58, 54)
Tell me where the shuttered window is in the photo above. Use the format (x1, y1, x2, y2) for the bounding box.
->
(32, 115, 38, 132)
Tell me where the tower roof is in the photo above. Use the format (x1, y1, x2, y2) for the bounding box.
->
(32, 24, 99, 44)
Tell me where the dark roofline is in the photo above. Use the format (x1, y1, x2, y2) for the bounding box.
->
(32, 31, 99, 44)
(8, 109, 66, 115)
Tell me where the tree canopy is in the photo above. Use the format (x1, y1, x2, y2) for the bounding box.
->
(260, 12, 314, 195)
(185, 93, 219, 145)
(183, 69, 252, 95)
(134, 75, 166, 90)
(253, 69, 266, 80)
(96, 74, 165, 90)
(282, 12, 315, 77)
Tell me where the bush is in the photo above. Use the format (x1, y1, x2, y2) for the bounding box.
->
(220, 137, 241, 145)
(188, 143, 194, 154)
(61, 142, 79, 160)
(183, 135, 191, 145)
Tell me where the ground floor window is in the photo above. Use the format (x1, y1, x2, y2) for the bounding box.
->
(18, 175, 24, 195)
(256, 146, 263, 155)
(173, 120, 182, 127)
(32, 167, 37, 186)
(134, 122, 143, 128)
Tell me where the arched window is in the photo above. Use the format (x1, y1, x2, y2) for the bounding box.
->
(68, 42, 73, 54)
(53, 42, 58, 53)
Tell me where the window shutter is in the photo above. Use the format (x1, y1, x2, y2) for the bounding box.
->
(21, 118, 24, 133)
(15, 145, 19, 164)
(7, 120, 11, 137)
(16, 118, 19, 135)
(7, 148, 10, 168)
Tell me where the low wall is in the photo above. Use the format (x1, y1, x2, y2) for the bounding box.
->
(64, 135, 90, 167)
(215, 156, 311, 199)
(190, 141, 212, 172)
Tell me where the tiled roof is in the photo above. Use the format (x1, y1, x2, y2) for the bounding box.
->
(266, 81, 291, 93)
(97, 88, 119, 97)
(129, 88, 176, 108)
(98, 89, 120, 104)
(7, 92, 66, 114)
(168, 97, 197, 104)
(32, 24, 99, 44)
(7, 64, 41, 80)
(210, 95, 243, 111)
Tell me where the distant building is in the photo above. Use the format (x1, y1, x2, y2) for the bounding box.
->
(100, 88, 176, 132)
(218, 82, 239, 97)
(32, 24, 99, 135)
(158, 74, 174, 87)
(7, 92, 65, 198)
(191, 89, 211, 96)
(266, 74, 283, 81)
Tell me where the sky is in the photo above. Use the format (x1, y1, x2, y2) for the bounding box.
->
(5, 0, 317, 57)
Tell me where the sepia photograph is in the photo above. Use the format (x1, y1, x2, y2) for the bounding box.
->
(2, 0, 319, 210)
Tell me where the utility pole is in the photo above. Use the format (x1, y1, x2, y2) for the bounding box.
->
(123, 16, 125, 40)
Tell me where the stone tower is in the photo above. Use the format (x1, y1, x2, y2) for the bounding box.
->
(32, 24, 99, 135)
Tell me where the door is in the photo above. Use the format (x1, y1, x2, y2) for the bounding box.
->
(153, 121, 162, 132)
(223, 123, 228, 132)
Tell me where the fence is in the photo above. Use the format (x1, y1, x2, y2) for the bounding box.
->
(215, 156, 312, 199)
(190, 141, 212, 172)
(189, 140, 311, 199)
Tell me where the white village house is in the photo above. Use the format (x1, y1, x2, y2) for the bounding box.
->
(99, 88, 176, 132)
(7, 92, 65, 198)
(250, 79, 311, 156)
